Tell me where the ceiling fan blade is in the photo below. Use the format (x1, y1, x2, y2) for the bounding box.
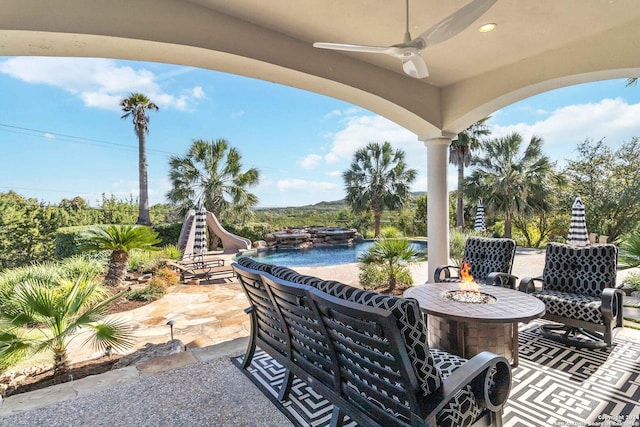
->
(313, 42, 393, 55)
(418, 0, 497, 46)
(402, 56, 429, 79)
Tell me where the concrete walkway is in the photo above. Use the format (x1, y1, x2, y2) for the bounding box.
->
(1, 248, 639, 424)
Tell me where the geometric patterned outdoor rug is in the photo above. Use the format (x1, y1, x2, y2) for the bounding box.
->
(231, 321, 640, 427)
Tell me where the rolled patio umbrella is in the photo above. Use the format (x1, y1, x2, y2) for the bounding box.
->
(566, 196, 589, 246)
(193, 201, 208, 255)
(474, 200, 486, 231)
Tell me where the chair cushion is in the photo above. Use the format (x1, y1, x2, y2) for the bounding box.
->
(462, 237, 516, 282)
(430, 349, 483, 427)
(542, 243, 617, 297)
(535, 289, 603, 324)
(236, 256, 273, 273)
(268, 266, 442, 397)
(269, 265, 323, 286)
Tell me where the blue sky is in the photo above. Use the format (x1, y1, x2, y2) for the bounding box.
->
(1, 56, 639, 208)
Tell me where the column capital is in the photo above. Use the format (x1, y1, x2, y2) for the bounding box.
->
(419, 131, 456, 147)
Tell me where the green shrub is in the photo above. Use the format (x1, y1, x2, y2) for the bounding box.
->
(126, 280, 166, 302)
(59, 254, 107, 279)
(128, 249, 157, 273)
(622, 273, 640, 291)
(380, 226, 402, 238)
(620, 232, 640, 269)
(153, 223, 182, 246)
(128, 245, 181, 273)
(158, 244, 182, 260)
(223, 222, 271, 243)
(358, 263, 413, 290)
(55, 226, 98, 260)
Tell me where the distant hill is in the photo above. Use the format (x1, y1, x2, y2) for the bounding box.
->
(255, 192, 425, 213)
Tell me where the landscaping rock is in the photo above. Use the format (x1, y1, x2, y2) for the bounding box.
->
(112, 340, 185, 370)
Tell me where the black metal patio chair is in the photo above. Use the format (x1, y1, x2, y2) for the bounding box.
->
(434, 237, 518, 288)
(518, 242, 624, 348)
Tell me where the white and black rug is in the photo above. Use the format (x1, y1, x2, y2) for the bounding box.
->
(232, 322, 640, 427)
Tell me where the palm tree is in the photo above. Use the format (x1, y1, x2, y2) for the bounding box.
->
(466, 132, 556, 238)
(166, 139, 260, 224)
(81, 225, 161, 287)
(0, 275, 134, 377)
(343, 142, 417, 237)
(120, 93, 159, 226)
(449, 117, 491, 228)
(358, 237, 417, 292)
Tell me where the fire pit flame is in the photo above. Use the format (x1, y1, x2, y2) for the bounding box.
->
(459, 261, 480, 295)
(444, 262, 496, 304)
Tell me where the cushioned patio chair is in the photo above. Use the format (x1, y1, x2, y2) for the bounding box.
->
(434, 237, 518, 288)
(518, 242, 624, 348)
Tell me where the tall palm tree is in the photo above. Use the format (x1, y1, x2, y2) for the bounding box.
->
(343, 142, 417, 237)
(466, 132, 556, 238)
(0, 275, 134, 377)
(120, 93, 159, 226)
(166, 139, 260, 225)
(449, 117, 491, 228)
(81, 225, 161, 287)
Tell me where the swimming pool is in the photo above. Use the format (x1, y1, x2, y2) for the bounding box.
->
(245, 240, 427, 267)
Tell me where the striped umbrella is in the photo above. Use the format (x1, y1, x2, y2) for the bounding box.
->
(566, 196, 589, 246)
(193, 201, 208, 255)
(474, 200, 486, 231)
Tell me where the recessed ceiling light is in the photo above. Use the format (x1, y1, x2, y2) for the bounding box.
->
(478, 23, 497, 33)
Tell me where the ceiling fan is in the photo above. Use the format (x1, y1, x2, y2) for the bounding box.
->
(313, 0, 497, 79)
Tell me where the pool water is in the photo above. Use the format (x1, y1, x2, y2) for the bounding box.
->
(247, 240, 427, 267)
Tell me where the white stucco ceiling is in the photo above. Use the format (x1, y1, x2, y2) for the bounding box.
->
(2, 0, 640, 137)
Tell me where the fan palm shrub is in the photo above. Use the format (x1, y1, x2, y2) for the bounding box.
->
(358, 237, 417, 292)
(619, 232, 640, 268)
(81, 225, 161, 287)
(0, 274, 134, 376)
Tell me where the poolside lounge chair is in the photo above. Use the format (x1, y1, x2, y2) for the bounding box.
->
(165, 258, 233, 283)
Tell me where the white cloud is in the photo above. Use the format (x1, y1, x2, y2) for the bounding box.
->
(325, 114, 419, 163)
(277, 179, 339, 193)
(0, 57, 205, 111)
(299, 154, 322, 170)
(43, 133, 55, 139)
(491, 98, 640, 156)
(230, 109, 245, 119)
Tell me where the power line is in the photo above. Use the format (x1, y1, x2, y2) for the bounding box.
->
(0, 123, 176, 157)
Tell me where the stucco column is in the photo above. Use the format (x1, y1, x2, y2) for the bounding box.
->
(421, 133, 454, 283)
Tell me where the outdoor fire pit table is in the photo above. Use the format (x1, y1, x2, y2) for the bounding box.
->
(404, 282, 545, 367)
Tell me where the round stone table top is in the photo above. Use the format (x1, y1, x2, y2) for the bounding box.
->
(404, 282, 546, 324)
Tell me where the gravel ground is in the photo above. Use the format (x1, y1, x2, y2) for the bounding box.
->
(0, 356, 292, 427)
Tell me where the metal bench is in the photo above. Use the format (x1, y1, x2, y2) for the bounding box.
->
(233, 258, 512, 427)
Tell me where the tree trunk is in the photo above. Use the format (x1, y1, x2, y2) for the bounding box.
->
(374, 211, 382, 237)
(504, 213, 512, 239)
(456, 162, 465, 228)
(137, 128, 151, 225)
(104, 249, 129, 287)
(53, 346, 68, 378)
